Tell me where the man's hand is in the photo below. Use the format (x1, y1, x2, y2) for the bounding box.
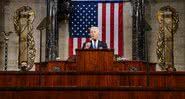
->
(85, 42, 91, 49)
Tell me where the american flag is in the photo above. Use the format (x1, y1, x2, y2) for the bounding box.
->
(69, 0, 124, 56)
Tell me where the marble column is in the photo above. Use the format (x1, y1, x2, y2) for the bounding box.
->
(46, 0, 59, 60)
(132, 0, 145, 60)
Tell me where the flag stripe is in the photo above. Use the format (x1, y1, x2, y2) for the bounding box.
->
(86, 38, 90, 42)
(78, 38, 82, 48)
(106, 3, 110, 48)
(73, 38, 78, 54)
(98, 3, 102, 41)
(110, 3, 114, 49)
(114, 3, 119, 55)
(102, 3, 106, 42)
(82, 38, 86, 46)
(118, 3, 124, 56)
(68, 38, 73, 57)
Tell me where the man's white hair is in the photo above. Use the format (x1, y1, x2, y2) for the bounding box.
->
(90, 26, 99, 33)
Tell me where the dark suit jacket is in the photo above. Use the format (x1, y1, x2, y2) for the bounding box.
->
(82, 40, 108, 49)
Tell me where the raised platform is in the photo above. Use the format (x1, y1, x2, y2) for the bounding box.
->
(1, 50, 184, 98)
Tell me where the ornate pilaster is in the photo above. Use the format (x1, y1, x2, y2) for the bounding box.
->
(1, 31, 13, 71)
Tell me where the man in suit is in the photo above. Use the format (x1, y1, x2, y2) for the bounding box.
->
(82, 26, 107, 49)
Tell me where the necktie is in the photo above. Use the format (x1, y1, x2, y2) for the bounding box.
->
(93, 40, 96, 49)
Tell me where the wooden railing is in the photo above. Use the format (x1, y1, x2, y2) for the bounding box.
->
(0, 71, 184, 88)
(0, 71, 185, 99)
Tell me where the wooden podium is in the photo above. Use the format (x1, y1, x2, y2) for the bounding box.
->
(76, 49, 114, 71)
(35, 49, 156, 72)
